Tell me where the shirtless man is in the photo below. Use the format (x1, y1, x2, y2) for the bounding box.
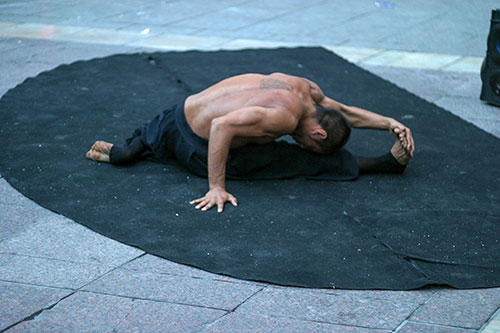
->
(86, 73, 414, 212)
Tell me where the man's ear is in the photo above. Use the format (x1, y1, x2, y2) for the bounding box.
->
(312, 128, 327, 140)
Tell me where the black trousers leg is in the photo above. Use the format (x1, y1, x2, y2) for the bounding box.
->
(356, 153, 406, 174)
(109, 135, 148, 165)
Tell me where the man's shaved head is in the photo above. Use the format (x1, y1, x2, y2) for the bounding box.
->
(314, 104, 351, 153)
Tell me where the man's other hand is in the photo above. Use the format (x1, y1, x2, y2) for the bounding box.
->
(389, 118, 415, 157)
(190, 188, 238, 213)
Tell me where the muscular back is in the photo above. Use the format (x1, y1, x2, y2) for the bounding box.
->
(185, 73, 322, 144)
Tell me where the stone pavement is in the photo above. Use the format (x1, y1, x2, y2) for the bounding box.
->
(0, 0, 499, 331)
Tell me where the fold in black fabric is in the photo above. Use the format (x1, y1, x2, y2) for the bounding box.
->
(0, 47, 498, 289)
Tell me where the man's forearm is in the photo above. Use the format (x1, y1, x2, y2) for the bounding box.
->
(321, 96, 391, 130)
(207, 119, 232, 190)
(341, 105, 391, 130)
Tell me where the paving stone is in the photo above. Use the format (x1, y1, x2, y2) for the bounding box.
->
(235, 287, 419, 330)
(0, 176, 57, 244)
(83, 268, 263, 311)
(0, 178, 40, 206)
(0, 281, 72, 331)
(122, 254, 260, 285)
(0, 253, 112, 289)
(0, 37, 27, 53)
(119, 23, 203, 37)
(397, 321, 476, 332)
(127, 33, 230, 51)
(0, 203, 53, 242)
(0, 214, 143, 265)
(463, 117, 500, 139)
(15, 40, 136, 65)
(327, 287, 437, 305)
(360, 65, 482, 99)
(410, 288, 500, 329)
(443, 56, 482, 73)
(107, 1, 231, 26)
(434, 96, 500, 120)
(170, 6, 285, 31)
(204, 312, 389, 333)
(483, 309, 500, 333)
(0, 59, 58, 89)
(8, 291, 226, 332)
(0, 37, 66, 63)
(328, 46, 383, 64)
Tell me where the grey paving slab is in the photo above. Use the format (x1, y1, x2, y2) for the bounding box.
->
(118, 23, 204, 37)
(434, 96, 500, 121)
(83, 268, 263, 311)
(122, 254, 262, 285)
(242, 0, 325, 10)
(0, 37, 27, 53)
(17, 40, 138, 65)
(379, 16, 488, 57)
(0, 59, 58, 90)
(204, 312, 390, 333)
(0, 281, 72, 331)
(332, 9, 441, 48)
(433, 96, 500, 138)
(169, 6, 286, 31)
(410, 288, 500, 329)
(483, 309, 500, 333)
(360, 65, 482, 99)
(0, 203, 53, 242)
(235, 286, 420, 330)
(34, 2, 142, 22)
(0, 214, 143, 265)
(0, 253, 112, 289)
(223, 4, 372, 43)
(107, 1, 238, 26)
(397, 321, 476, 332)
(0, 1, 70, 16)
(7, 291, 226, 332)
(0, 178, 37, 206)
(327, 287, 437, 305)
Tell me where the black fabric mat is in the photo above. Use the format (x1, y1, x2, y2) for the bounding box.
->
(0, 47, 499, 289)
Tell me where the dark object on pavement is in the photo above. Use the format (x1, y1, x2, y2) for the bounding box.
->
(481, 8, 500, 107)
(0, 47, 499, 289)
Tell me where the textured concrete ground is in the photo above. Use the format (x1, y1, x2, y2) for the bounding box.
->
(0, 0, 499, 332)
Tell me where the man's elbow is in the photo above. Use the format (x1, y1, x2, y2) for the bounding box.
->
(209, 117, 234, 139)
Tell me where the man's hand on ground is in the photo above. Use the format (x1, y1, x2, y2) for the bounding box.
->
(190, 187, 238, 213)
(389, 118, 415, 157)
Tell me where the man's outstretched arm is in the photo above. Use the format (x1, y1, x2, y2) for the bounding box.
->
(304, 78, 414, 156)
(323, 96, 414, 156)
(190, 106, 298, 212)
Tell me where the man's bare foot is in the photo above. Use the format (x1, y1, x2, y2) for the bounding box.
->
(390, 139, 411, 166)
(86, 140, 113, 163)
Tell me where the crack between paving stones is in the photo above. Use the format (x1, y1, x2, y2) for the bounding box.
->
(197, 286, 267, 332)
(480, 306, 500, 331)
(0, 251, 136, 267)
(0, 279, 75, 291)
(0, 291, 76, 332)
(78, 289, 231, 312)
(1, 252, 148, 331)
(402, 319, 484, 331)
(392, 289, 441, 332)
